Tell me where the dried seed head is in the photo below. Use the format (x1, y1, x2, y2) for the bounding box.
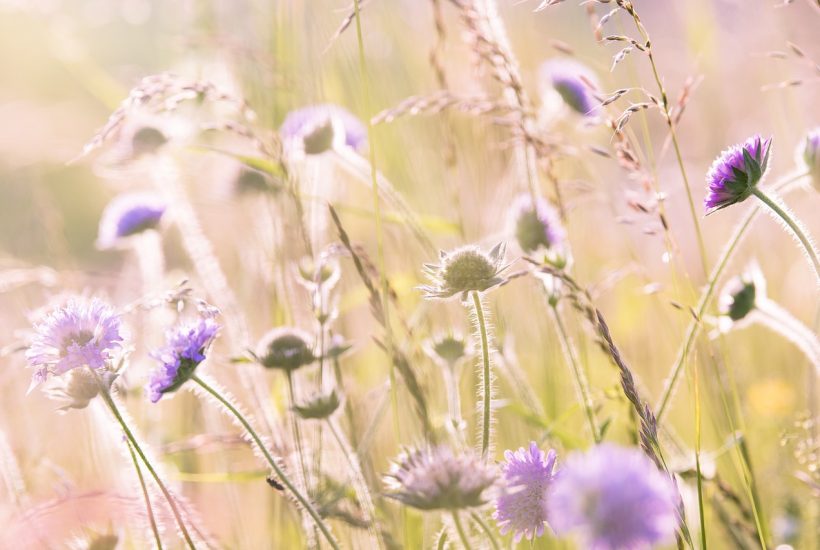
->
(705, 135, 772, 214)
(420, 243, 508, 301)
(256, 327, 316, 371)
(292, 389, 342, 420)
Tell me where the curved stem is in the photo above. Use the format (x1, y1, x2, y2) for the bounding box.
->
(551, 305, 600, 443)
(125, 439, 163, 550)
(750, 186, 820, 282)
(190, 375, 340, 550)
(450, 511, 471, 550)
(442, 365, 465, 442)
(285, 371, 311, 499)
(327, 417, 384, 550)
(470, 291, 493, 458)
(97, 386, 195, 549)
(469, 511, 501, 550)
(656, 172, 809, 421)
(754, 300, 820, 371)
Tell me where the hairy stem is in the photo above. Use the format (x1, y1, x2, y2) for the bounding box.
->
(190, 375, 339, 550)
(750, 186, 820, 282)
(451, 511, 471, 550)
(97, 385, 195, 549)
(126, 438, 164, 550)
(470, 291, 493, 458)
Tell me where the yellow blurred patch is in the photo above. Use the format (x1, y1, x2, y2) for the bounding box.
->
(747, 379, 794, 418)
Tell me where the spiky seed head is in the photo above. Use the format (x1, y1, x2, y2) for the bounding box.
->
(424, 333, 471, 369)
(292, 389, 342, 420)
(256, 327, 316, 371)
(384, 445, 497, 511)
(705, 134, 772, 214)
(420, 243, 508, 301)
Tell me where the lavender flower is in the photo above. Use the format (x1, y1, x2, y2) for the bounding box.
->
(147, 317, 220, 403)
(510, 195, 565, 254)
(493, 442, 558, 542)
(547, 444, 678, 550)
(539, 59, 599, 116)
(26, 298, 124, 389)
(96, 192, 167, 249)
(705, 134, 772, 214)
(255, 327, 315, 371)
(798, 127, 820, 192)
(280, 104, 367, 154)
(420, 243, 508, 301)
(384, 446, 497, 510)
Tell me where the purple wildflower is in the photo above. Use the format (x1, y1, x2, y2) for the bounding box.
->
(280, 104, 367, 154)
(799, 127, 820, 191)
(384, 446, 497, 511)
(26, 298, 124, 389)
(493, 442, 558, 542)
(511, 195, 565, 254)
(547, 444, 679, 550)
(97, 192, 167, 249)
(147, 317, 220, 403)
(540, 59, 599, 116)
(705, 134, 772, 214)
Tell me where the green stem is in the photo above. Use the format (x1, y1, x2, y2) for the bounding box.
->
(656, 172, 808, 421)
(285, 371, 311, 499)
(451, 511, 471, 550)
(191, 375, 340, 550)
(471, 291, 493, 458)
(750, 186, 820, 281)
(551, 305, 600, 443)
(469, 511, 501, 550)
(96, 386, 195, 549)
(125, 438, 163, 550)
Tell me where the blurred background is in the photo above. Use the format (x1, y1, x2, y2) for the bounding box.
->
(0, 0, 818, 548)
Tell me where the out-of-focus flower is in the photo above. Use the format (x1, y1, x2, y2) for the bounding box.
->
(45, 367, 117, 411)
(719, 262, 766, 324)
(234, 167, 279, 195)
(147, 316, 220, 402)
(798, 127, 820, 192)
(539, 59, 599, 117)
(705, 134, 772, 214)
(384, 446, 497, 511)
(493, 442, 558, 542)
(547, 444, 679, 550)
(96, 192, 167, 249)
(255, 327, 316, 371)
(292, 389, 342, 420)
(280, 104, 367, 155)
(420, 243, 508, 301)
(296, 255, 341, 291)
(26, 298, 124, 390)
(424, 333, 472, 369)
(510, 194, 565, 254)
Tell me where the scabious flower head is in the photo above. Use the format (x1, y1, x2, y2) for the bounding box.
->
(420, 243, 508, 301)
(96, 192, 167, 249)
(26, 298, 124, 389)
(384, 446, 497, 511)
(235, 167, 279, 195)
(424, 333, 472, 369)
(493, 442, 558, 542)
(705, 134, 772, 214)
(539, 59, 599, 117)
(255, 327, 316, 371)
(547, 444, 679, 550)
(147, 317, 220, 403)
(292, 389, 342, 420)
(510, 194, 565, 254)
(280, 104, 367, 155)
(130, 125, 168, 157)
(45, 367, 117, 411)
(798, 127, 820, 192)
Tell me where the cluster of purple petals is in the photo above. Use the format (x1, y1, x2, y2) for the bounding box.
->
(540, 59, 599, 116)
(97, 192, 167, 249)
(704, 134, 772, 213)
(546, 444, 679, 550)
(26, 298, 124, 387)
(493, 442, 557, 542)
(511, 194, 566, 253)
(147, 317, 220, 403)
(279, 104, 367, 152)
